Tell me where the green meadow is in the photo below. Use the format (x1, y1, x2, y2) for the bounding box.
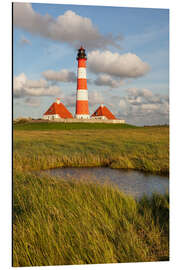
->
(13, 121, 136, 131)
(14, 123, 169, 174)
(13, 122, 169, 266)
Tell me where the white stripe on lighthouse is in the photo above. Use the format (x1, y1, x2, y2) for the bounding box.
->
(77, 67, 86, 79)
(76, 90, 88, 101)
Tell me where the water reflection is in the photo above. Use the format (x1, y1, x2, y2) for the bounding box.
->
(44, 167, 169, 199)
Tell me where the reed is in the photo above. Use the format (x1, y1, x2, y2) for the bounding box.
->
(13, 171, 169, 266)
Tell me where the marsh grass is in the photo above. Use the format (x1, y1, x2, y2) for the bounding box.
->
(13, 126, 169, 174)
(13, 124, 169, 266)
(13, 172, 169, 266)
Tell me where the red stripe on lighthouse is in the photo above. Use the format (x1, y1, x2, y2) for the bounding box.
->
(76, 100, 89, 114)
(78, 58, 86, 68)
(77, 79, 87, 90)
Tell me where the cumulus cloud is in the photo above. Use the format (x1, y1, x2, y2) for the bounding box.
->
(88, 91, 104, 106)
(127, 88, 153, 98)
(127, 88, 168, 105)
(88, 50, 150, 78)
(13, 73, 61, 98)
(13, 3, 122, 50)
(94, 74, 124, 88)
(25, 78, 48, 88)
(24, 97, 40, 107)
(116, 88, 169, 125)
(42, 69, 76, 83)
(63, 93, 76, 108)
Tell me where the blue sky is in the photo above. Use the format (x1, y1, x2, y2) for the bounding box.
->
(13, 2, 169, 125)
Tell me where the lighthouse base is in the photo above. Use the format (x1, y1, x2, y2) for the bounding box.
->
(75, 114, 90, 119)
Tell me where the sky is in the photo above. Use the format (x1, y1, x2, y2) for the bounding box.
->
(13, 2, 169, 125)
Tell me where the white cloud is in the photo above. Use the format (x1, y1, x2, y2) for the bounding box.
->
(13, 3, 122, 50)
(42, 69, 76, 83)
(13, 73, 26, 92)
(13, 73, 61, 98)
(24, 97, 40, 107)
(111, 88, 169, 125)
(141, 103, 160, 111)
(63, 93, 76, 108)
(88, 50, 150, 78)
(94, 74, 124, 88)
(25, 78, 48, 88)
(127, 88, 153, 98)
(13, 3, 53, 38)
(88, 91, 104, 106)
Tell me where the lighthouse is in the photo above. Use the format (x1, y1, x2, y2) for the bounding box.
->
(75, 46, 90, 119)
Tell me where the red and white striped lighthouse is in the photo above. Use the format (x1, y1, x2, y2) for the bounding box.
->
(75, 46, 90, 119)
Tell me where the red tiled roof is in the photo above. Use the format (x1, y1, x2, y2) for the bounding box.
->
(44, 102, 73, 119)
(91, 105, 116, 120)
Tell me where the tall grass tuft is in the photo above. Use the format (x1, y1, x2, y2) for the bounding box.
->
(13, 171, 169, 266)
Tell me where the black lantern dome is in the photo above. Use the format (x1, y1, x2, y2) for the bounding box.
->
(76, 46, 87, 60)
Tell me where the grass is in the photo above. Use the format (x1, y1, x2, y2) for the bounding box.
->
(13, 123, 169, 266)
(13, 125, 169, 174)
(13, 121, 136, 130)
(13, 171, 169, 266)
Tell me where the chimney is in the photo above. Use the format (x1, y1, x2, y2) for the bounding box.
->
(56, 98, 60, 104)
